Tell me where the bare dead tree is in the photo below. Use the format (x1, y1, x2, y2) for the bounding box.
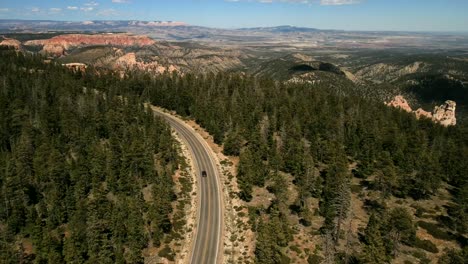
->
(333, 177, 351, 245)
(344, 210, 354, 264)
(323, 229, 336, 264)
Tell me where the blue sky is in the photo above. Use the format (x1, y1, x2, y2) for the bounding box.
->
(0, 0, 467, 32)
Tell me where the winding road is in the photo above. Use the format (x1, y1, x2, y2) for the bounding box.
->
(152, 108, 223, 264)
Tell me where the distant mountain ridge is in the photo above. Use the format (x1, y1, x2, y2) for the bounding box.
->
(0, 19, 189, 31)
(238, 25, 321, 33)
(2, 19, 468, 50)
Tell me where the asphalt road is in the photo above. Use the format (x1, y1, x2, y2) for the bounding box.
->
(153, 108, 223, 264)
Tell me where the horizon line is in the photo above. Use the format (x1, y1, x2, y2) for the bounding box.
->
(0, 19, 467, 34)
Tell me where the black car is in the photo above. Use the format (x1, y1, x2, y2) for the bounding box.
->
(201, 170, 207, 177)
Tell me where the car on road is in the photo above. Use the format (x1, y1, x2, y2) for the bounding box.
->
(201, 170, 207, 177)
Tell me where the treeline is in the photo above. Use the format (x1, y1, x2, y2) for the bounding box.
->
(86, 70, 468, 263)
(0, 48, 179, 263)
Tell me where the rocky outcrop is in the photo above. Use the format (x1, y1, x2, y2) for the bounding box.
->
(343, 70, 359, 83)
(385, 95, 412, 113)
(433, 100, 457, 126)
(386, 95, 456, 126)
(128, 21, 187, 27)
(414, 108, 432, 120)
(0, 37, 21, 50)
(114, 51, 178, 74)
(24, 33, 155, 56)
(62, 63, 87, 72)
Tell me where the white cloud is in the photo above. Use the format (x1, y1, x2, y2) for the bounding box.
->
(31, 7, 40, 12)
(49, 8, 62, 12)
(226, 0, 362, 4)
(97, 8, 119, 16)
(84, 1, 99, 7)
(80, 7, 95, 12)
(112, 0, 130, 3)
(67, 6, 79, 10)
(227, 0, 310, 2)
(320, 0, 361, 5)
(0, 8, 10, 12)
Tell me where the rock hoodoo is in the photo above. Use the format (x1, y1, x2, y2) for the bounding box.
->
(433, 100, 457, 126)
(114, 51, 178, 74)
(386, 95, 456, 126)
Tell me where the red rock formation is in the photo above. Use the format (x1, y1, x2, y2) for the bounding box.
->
(386, 95, 456, 126)
(62, 63, 87, 72)
(24, 33, 155, 56)
(432, 100, 456, 126)
(0, 37, 21, 50)
(115, 51, 178, 74)
(385, 95, 412, 113)
(414, 108, 432, 120)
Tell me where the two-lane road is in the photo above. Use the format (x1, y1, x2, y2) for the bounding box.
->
(153, 108, 223, 264)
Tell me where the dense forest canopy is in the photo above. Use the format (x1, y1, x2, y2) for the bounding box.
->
(0, 47, 467, 263)
(0, 48, 179, 263)
(98, 64, 466, 263)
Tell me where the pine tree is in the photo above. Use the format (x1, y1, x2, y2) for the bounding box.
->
(361, 213, 388, 263)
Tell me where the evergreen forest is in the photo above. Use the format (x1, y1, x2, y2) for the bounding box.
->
(0, 47, 467, 263)
(0, 48, 179, 263)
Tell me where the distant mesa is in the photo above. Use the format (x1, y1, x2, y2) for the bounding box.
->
(386, 95, 456, 126)
(129, 21, 188, 27)
(240, 25, 319, 33)
(24, 33, 156, 56)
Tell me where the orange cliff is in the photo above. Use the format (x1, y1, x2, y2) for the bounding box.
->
(24, 33, 156, 56)
(0, 37, 21, 50)
(386, 95, 456, 126)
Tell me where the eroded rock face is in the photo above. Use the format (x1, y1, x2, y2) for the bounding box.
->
(62, 63, 87, 72)
(24, 33, 155, 56)
(386, 95, 412, 113)
(0, 38, 21, 50)
(386, 95, 456, 126)
(43, 44, 65, 56)
(414, 108, 433, 120)
(116, 52, 137, 66)
(433, 100, 456, 126)
(114, 51, 178, 75)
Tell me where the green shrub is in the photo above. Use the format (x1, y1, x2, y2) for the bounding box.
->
(290, 245, 302, 254)
(411, 249, 427, 260)
(414, 237, 439, 253)
(308, 254, 323, 264)
(414, 206, 426, 218)
(158, 246, 175, 261)
(418, 221, 453, 241)
(351, 184, 362, 194)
